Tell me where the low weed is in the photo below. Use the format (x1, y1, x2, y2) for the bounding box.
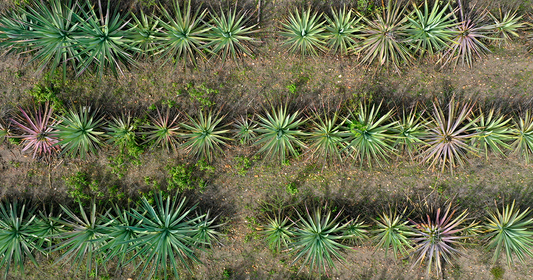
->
(63, 172, 103, 204)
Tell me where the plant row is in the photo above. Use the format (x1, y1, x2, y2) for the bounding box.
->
(0, 0, 529, 79)
(0, 194, 222, 279)
(261, 201, 533, 277)
(2, 195, 533, 279)
(2, 98, 533, 172)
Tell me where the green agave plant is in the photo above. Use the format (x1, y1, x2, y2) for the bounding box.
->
(125, 194, 203, 280)
(54, 107, 105, 159)
(0, 9, 33, 54)
(281, 8, 327, 56)
(18, 0, 81, 80)
(54, 201, 111, 278)
(373, 210, 413, 259)
(489, 9, 525, 46)
(0, 202, 42, 279)
(206, 8, 257, 63)
(511, 111, 533, 163)
(143, 108, 181, 153)
(129, 10, 160, 57)
(484, 201, 533, 266)
(307, 112, 346, 162)
(290, 207, 351, 274)
(106, 113, 138, 150)
(344, 102, 397, 167)
(324, 6, 362, 55)
(470, 109, 513, 159)
(253, 106, 307, 163)
(410, 204, 469, 276)
(181, 111, 230, 162)
(394, 106, 428, 160)
(74, 0, 137, 77)
(263, 215, 293, 253)
(357, 0, 412, 71)
(407, 0, 457, 57)
(343, 216, 368, 245)
(233, 115, 257, 146)
(156, 0, 211, 67)
(192, 210, 223, 247)
(420, 98, 477, 172)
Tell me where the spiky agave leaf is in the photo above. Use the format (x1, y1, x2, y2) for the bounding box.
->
(10, 103, 60, 159)
(0, 9, 33, 54)
(357, 0, 412, 71)
(74, 0, 137, 77)
(156, 0, 211, 67)
(17, 0, 81, 80)
(290, 207, 351, 274)
(125, 194, 202, 280)
(232, 115, 257, 146)
(307, 112, 347, 163)
(344, 102, 397, 167)
(192, 210, 224, 247)
(54, 201, 112, 278)
(393, 106, 429, 160)
(206, 7, 257, 63)
(511, 111, 533, 163)
(407, 0, 457, 57)
(54, 107, 105, 159)
(280, 8, 327, 56)
(439, 7, 493, 68)
(0, 201, 42, 279)
(181, 111, 230, 162)
(410, 204, 469, 276)
(263, 215, 293, 253)
(484, 201, 533, 267)
(253, 106, 307, 163)
(489, 9, 525, 46)
(373, 209, 414, 259)
(324, 6, 363, 55)
(420, 98, 477, 172)
(142, 108, 181, 153)
(470, 108, 513, 159)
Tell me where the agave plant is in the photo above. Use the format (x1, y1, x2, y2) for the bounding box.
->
(263, 215, 293, 253)
(156, 0, 211, 67)
(129, 10, 160, 57)
(290, 207, 351, 274)
(470, 109, 513, 159)
(484, 201, 533, 266)
(489, 9, 525, 46)
(192, 210, 223, 247)
(181, 111, 230, 162)
(233, 115, 257, 145)
(280, 8, 327, 56)
(439, 7, 493, 68)
(54, 107, 105, 158)
(407, 0, 457, 57)
(324, 6, 362, 55)
(74, 0, 137, 77)
(0, 9, 33, 54)
(344, 102, 397, 167)
(373, 210, 413, 259)
(357, 0, 412, 71)
(307, 112, 346, 163)
(10, 103, 60, 159)
(0, 202, 42, 279)
(125, 194, 203, 280)
(394, 106, 428, 160)
(54, 201, 112, 278)
(17, 0, 81, 80)
(253, 106, 307, 163)
(410, 204, 469, 276)
(206, 8, 256, 63)
(343, 216, 368, 245)
(420, 98, 477, 172)
(142, 108, 181, 153)
(106, 113, 138, 150)
(511, 111, 533, 163)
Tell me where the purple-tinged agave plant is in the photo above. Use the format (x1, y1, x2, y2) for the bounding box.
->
(410, 204, 469, 276)
(10, 103, 60, 158)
